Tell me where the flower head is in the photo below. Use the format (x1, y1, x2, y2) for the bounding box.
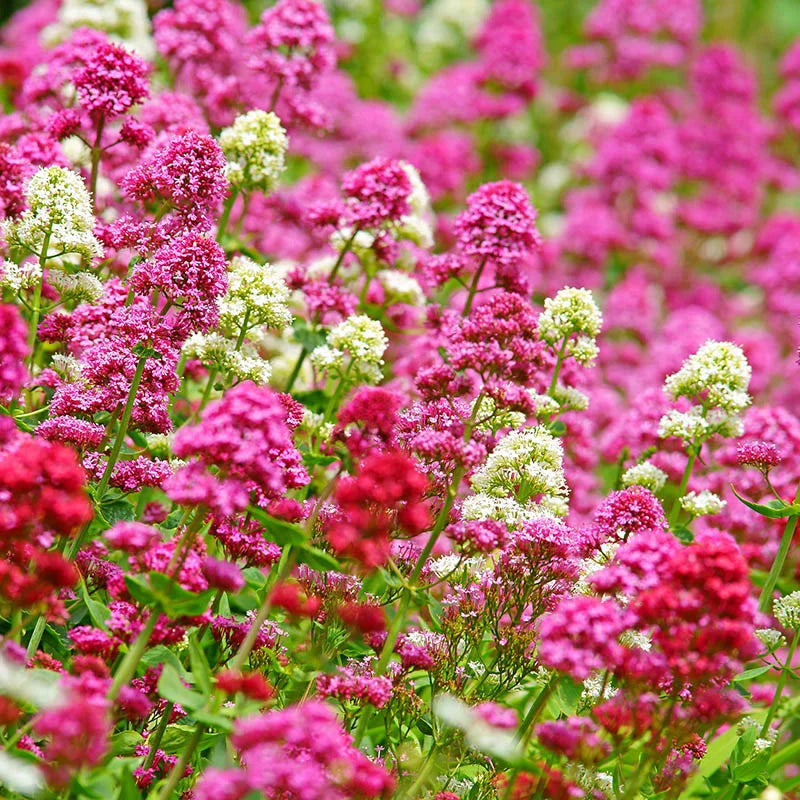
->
(220, 110, 288, 194)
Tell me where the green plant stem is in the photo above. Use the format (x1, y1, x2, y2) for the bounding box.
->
(284, 348, 306, 393)
(197, 368, 218, 414)
(668, 451, 697, 529)
(27, 230, 51, 370)
(462, 256, 487, 317)
(759, 483, 800, 613)
(547, 337, 568, 398)
(96, 354, 148, 499)
(155, 724, 202, 800)
(761, 629, 800, 736)
(217, 188, 239, 243)
(143, 702, 174, 770)
(25, 616, 47, 660)
(89, 117, 106, 213)
(108, 612, 159, 701)
(517, 674, 558, 743)
(234, 308, 251, 351)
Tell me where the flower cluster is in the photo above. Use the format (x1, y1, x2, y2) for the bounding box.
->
(1, 2, 799, 798)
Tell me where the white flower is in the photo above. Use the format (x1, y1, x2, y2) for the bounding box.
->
(680, 490, 726, 518)
(220, 111, 288, 194)
(538, 287, 603, 346)
(219, 255, 292, 334)
(377, 269, 425, 306)
(182, 333, 272, 384)
(43, 0, 154, 58)
(3, 166, 101, 263)
(310, 314, 387, 385)
(755, 628, 786, 650)
(0, 259, 42, 292)
(47, 270, 104, 302)
(622, 462, 668, 492)
(664, 340, 752, 414)
(774, 591, 800, 630)
(470, 426, 569, 516)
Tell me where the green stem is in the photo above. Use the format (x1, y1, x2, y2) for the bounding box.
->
(284, 348, 307, 393)
(108, 611, 159, 701)
(760, 629, 800, 736)
(197, 368, 218, 415)
(27, 230, 51, 370)
(25, 616, 47, 660)
(759, 483, 800, 613)
(96, 354, 148, 499)
(517, 674, 558, 743)
(155, 723, 202, 800)
(547, 337, 569, 398)
(668, 451, 697, 529)
(89, 117, 106, 214)
(143, 702, 174, 770)
(234, 308, 251, 351)
(462, 256, 487, 317)
(217, 188, 239, 243)
(330, 227, 360, 282)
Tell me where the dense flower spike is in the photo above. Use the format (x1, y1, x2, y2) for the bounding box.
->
(0, 2, 799, 798)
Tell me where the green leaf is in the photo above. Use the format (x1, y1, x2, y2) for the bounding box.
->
(98, 498, 135, 525)
(768, 736, 800, 772)
(248, 507, 307, 547)
(673, 526, 695, 544)
(141, 645, 187, 677)
(296, 544, 340, 572)
(124, 574, 157, 608)
(111, 731, 144, 757)
(148, 572, 215, 618)
(157, 664, 205, 712)
(733, 749, 771, 782)
(188, 634, 212, 697)
(192, 709, 233, 732)
(733, 665, 772, 683)
(548, 420, 567, 436)
(302, 452, 338, 469)
(730, 485, 796, 519)
(116, 767, 140, 800)
(80, 584, 110, 631)
(292, 319, 327, 352)
(292, 389, 327, 413)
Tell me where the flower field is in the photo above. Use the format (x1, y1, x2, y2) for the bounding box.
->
(2, 0, 800, 797)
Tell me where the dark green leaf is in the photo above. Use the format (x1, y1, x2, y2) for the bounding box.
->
(192, 709, 233, 732)
(124, 574, 157, 608)
(157, 664, 205, 711)
(291, 320, 326, 351)
(98, 499, 135, 525)
(733, 665, 772, 683)
(80, 584, 110, 630)
(296, 544, 340, 572)
(111, 731, 144, 757)
(189, 634, 212, 697)
(248, 507, 307, 547)
(292, 389, 328, 413)
(673, 526, 695, 544)
(148, 572, 215, 617)
(116, 766, 140, 800)
(730, 485, 796, 519)
(548, 420, 567, 436)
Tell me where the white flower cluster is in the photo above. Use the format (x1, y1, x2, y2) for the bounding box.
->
(310, 314, 388, 385)
(396, 162, 434, 248)
(621, 461, 668, 492)
(220, 111, 289, 195)
(679, 490, 726, 518)
(538, 287, 603, 366)
(376, 269, 425, 306)
(218, 255, 292, 334)
(774, 591, 800, 630)
(664, 340, 752, 413)
(755, 628, 786, 650)
(466, 426, 569, 522)
(659, 341, 752, 445)
(42, 0, 154, 58)
(0, 259, 42, 293)
(183, 333, 272, 385)
(47, 270, 104, 303)
(3, 167, 102, 263)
